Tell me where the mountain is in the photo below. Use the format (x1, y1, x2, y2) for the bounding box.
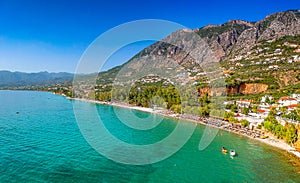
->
(0, 71, 73, 88)
(133, 10, 300, 63)
(90, 10, 300, 97)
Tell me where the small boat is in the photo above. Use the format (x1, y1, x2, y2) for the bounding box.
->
(260, 135, 269, 139)
(230, 150, 236, 156)
(221, 147, 227, 153)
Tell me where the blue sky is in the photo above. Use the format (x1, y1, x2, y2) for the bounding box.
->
(0, 0, 299, 73)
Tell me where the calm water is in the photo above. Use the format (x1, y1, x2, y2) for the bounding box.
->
(1, 90, 300, 182)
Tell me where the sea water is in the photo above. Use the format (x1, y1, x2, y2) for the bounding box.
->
(0, 90, 300, 182)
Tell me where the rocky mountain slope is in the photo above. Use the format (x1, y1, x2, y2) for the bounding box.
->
(93, 10, 300, 97)
(44, 10, 300, 99)
(134, 10, 300, 63)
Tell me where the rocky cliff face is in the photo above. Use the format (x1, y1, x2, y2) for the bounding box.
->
(239, 83, 269, 94)
(226, 87, 239, 95)
(201, 83, 269, 95)
(232, 10, 300, 56)
(132, 10, 300, 64)
(196, 20, 254, 60)
(196, 10, 300, 60)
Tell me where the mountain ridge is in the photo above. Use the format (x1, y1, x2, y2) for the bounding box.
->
(89, 10, 300, 98)
(0, 70, 74, 88)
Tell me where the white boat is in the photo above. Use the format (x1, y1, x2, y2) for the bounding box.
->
(230, 150, 236, 156)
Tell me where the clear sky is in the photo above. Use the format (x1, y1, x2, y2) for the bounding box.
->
(0, 0, 299, 73)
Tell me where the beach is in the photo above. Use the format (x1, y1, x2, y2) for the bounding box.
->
(68, 97, 300, 159)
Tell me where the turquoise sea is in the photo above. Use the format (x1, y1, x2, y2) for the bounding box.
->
(1, 90, 300, 182)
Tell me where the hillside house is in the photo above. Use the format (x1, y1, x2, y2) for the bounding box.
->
(278, 97, 298, 107)
(236, 100, 252, 108)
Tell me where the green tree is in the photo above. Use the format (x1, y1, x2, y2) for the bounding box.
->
(170, 104, 181, 114)
(279, 106, 288, 114)
(240, 119, 250, 127)
(257, 124, 262, 129)
(224, 111, 234, 119)
(225, 104, 232, 110)
(228, 116, 238, 123)
(269, 108, 276, 117)
(251, 105, 258, 113)
(274, 124, 286, 139)
(199, 106, 210, 116)
(263, 120, 275, 132)
(242, 107, 250, 115)
(199, 93, 210, 107)
(285, 125, 298, 144)
(230, 104, 237, 113)
(265, 96, 271, 104)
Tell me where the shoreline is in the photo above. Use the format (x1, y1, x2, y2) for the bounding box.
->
(68, 97, 300, 159)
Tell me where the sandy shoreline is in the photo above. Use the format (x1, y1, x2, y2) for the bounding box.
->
(68, 97, 300, 159)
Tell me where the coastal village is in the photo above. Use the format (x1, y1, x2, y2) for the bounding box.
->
(3, 4, 300, 182)
(10, 11, 300, 160)
(43, 36, 300, 159)
(49, 81, 300, 158)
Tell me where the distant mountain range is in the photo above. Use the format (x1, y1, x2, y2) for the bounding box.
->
(0, 71, 73, 88)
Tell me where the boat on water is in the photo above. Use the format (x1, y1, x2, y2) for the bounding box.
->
(230, 150, 236, 157)
(221, 147, 228, 153)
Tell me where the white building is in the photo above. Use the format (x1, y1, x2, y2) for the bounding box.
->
(236, 100, 252, 108)
(236, 116, 264, 127)
(278, 96, 298, 107)
(291, 94, 300, 102)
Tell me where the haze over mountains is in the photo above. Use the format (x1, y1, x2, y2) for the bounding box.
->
(0, 71, 73, 88)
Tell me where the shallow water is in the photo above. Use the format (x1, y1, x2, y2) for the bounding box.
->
(0, 90, 300, 182)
